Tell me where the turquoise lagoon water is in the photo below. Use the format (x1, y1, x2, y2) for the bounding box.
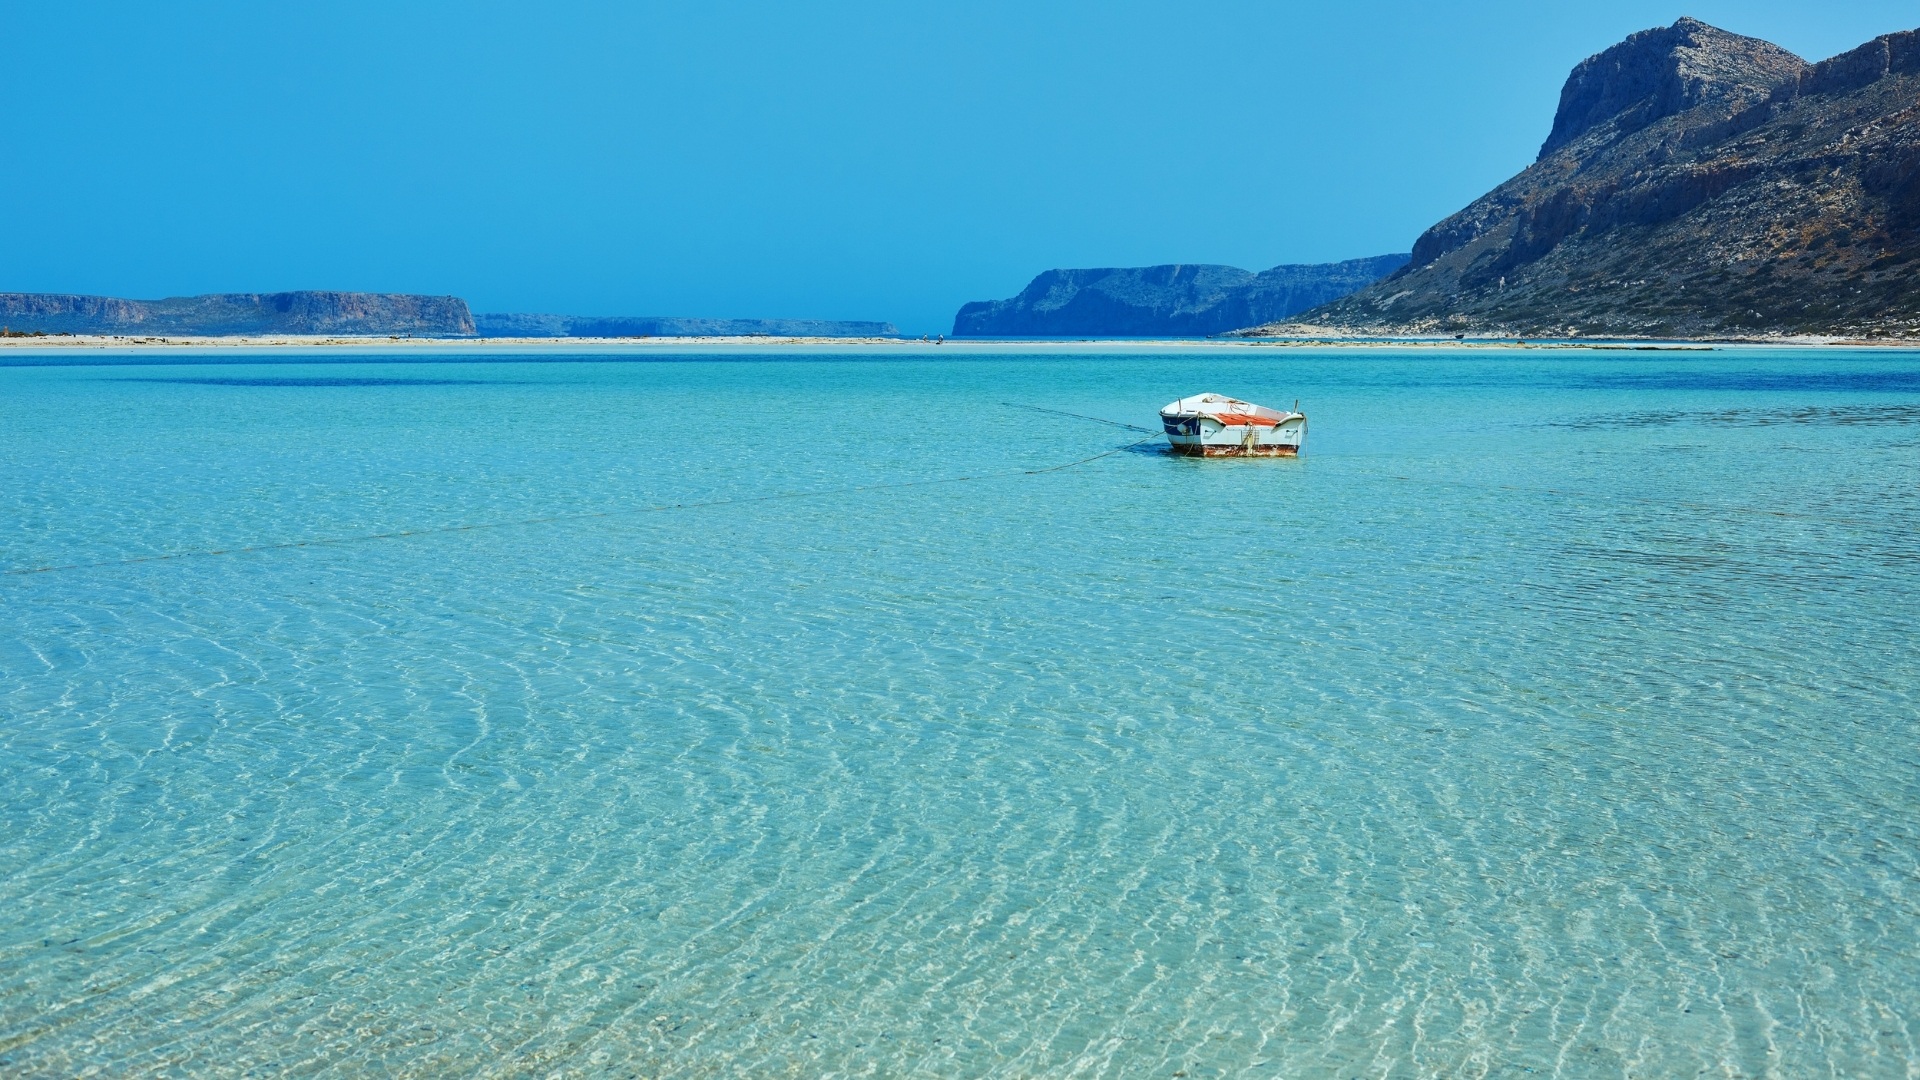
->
(1, 345, 1916, 1077)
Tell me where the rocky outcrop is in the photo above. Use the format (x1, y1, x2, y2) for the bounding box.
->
(952, 255, 1409, 337)
(1538, 18, 1805, 158)
(473, 313, 900, 338)
(1247, 19, 1920, 339)
(0, 291, 475, 336)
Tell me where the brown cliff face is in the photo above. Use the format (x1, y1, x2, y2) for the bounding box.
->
(1255, 19, 1920, 339)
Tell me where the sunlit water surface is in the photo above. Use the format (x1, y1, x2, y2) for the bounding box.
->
(2, 346, 1916, 1077)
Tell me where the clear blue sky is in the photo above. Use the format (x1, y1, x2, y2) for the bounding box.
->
(4, 2, 1914, 333)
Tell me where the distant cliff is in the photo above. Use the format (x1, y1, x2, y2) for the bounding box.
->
(1248, 19, 1920, 338)
(951, 255, 1409, 337)
(0, 291, 475, 336)
(474, 314, 900, 338)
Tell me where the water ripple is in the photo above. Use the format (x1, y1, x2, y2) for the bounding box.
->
(1, 350, 1916, 1076)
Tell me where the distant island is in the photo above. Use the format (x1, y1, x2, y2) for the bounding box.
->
(0, 291, 475, 337)
(1243, 19, 1920, 339)
(952, 255, 1409, 337)
(0, 292, 901, 340)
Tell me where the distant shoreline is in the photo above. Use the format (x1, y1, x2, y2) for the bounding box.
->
(1, 333, 1916, 354)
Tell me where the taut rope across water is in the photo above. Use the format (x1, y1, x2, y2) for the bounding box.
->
(4, 433, 1164, 578)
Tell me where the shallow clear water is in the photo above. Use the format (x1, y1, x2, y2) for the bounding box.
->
(2, 345, 1916, 1077)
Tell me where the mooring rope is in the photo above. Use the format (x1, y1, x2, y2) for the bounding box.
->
(13, 402, 1893, 578)
(1014, 404, 1909, 531)
(4, 433, 1166, 577)
(999, 402, 1161, 435)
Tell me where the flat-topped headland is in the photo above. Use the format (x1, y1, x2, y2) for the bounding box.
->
(0, 293, 901, 342)
(0, 291, 476, 337)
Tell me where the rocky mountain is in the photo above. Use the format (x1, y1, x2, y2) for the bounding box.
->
(951, 255, 1409, 337)
(1246, 18, 1920, 339)
(0, 291, 475, 336)
(473, 313, 899, 338)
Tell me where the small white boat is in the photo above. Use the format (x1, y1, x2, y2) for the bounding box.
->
(1159, 393, 1306, 457)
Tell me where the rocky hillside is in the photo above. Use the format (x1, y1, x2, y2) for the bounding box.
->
(474, 313, 899, 338)
(0, 291, 475, 336)
(1246, 19, 1920, 339)
(952, 255, 1408, 337)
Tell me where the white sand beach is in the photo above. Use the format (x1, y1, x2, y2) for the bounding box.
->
(0, 333, 1910, 353)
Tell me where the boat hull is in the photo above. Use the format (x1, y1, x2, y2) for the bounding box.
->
(1167, 442, 1299, 457)
(1160, 410, 1307, 457)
